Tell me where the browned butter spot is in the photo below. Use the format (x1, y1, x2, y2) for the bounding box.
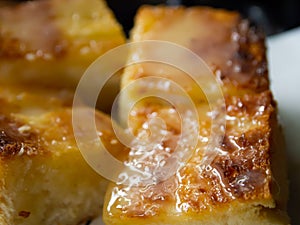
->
(18, 211, 31, 218)
(0, 115, 42, 158)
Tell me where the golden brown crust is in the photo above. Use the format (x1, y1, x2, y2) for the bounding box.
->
(0, 115, 42, 158)
(130, 6, 268, 92)
(0, 0, 125, 61)
(105, 91, 275, 219)
(104, 6, 289, 224)
(228, 20, 268, 91)
(215, 92, 275, 202)
(0, 1, 64, 59)
(0, 83, 127, 161)
(0, 0, 125, 89)
(0, 86, 128, 224)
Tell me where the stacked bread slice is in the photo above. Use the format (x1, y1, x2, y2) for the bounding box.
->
(103, 6, 290, 225)
(0, 0, 126, 224)
(0, 0, 125, 88)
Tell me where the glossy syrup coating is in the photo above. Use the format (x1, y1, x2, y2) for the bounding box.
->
(104, 6, 289, 225)
(105, 91, 274, 217)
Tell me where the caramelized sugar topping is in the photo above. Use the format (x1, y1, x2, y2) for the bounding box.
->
(132, 6, 268, 91)
(107, 91, 274, 217)
(0, 115, 41, 157)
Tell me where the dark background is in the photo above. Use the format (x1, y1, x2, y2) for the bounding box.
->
(106, 0, 300, 36)
(8, 0, 300, 36)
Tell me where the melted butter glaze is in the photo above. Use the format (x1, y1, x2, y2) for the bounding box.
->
(106, 91, 274, 217)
